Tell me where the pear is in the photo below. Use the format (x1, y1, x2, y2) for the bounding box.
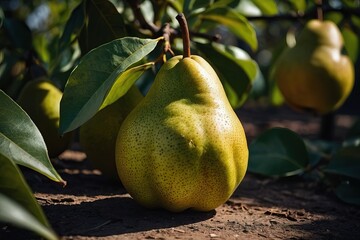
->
(115, 54, 249, 212)
(80, 86, 143, 181)
(273, 20, 354, 115)
(17, 78, 72, 157)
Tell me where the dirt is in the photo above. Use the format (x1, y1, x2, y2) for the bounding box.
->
(1, 104, 360, 240)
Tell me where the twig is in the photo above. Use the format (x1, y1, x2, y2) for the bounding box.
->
(126, 0, 159, 34)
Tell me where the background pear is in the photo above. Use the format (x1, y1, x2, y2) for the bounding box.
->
(80, 86, 143, 181)
(273, 20, 354, 114)
(17, 78, 72, 157)
(116, 55, 248, 212)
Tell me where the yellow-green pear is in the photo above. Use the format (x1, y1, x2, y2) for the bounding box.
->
(273, 20, 354, 114)
(17, 78, 72, 157)
(116, 54, 249, 212)
(80, 86, 143, 181)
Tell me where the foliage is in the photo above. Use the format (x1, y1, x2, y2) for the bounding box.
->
(0, 90, 62, 239)
(0, 0, 360, 236)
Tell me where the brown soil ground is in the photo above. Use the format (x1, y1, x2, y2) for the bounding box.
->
(1, 104, 360, 240)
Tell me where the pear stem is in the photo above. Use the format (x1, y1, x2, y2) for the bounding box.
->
(176, 13, 191, 58)
(315, 0, 324, 21)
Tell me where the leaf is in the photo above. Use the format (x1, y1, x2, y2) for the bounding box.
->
(60, 37, 162, 134)
(100, 62, 153, 110)
(199, 7, 258, 50)
(196, 42, 257, 108)
(287, 0, 307, 11)
(3, 19, 32, 50)
(231, 0, 278, 16)
(324, 144, 360, 180)
(0, 155, 57, 240)
(248, 128, 309, 177)
(58, 1, 86, 50)
(334, 178, 360, 206)
(250, 0, 278, 15)
(0, 90, 65, 184)
(342, 27, 359, 63)
(79, 0, 127, 54)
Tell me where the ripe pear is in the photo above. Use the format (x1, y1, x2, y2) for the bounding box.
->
(80, 86, 143, 181)
(273, 20, 354, 114)
(17, 78, 72, 157)
(116, 55, 248, 212)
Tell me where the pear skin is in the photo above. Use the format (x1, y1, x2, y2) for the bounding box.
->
(274, 20, 354, 114)
(17, 78, 72, 157)
(116, 55, 248, 212)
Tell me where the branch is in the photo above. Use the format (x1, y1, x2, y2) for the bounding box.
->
(126, 0, 160, 34)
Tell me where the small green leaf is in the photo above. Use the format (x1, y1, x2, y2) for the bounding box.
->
(250, 0, 278, 15)
(199, 7, 258, 50)
(58, 1, 86, 50)
(60, 37, 162, 134)
(334, 178, 360, 206)
(248, 128, 309, 177)
(342, 27, 359, 63)
(196, 42, 257, 108)
(100, 62, 153, 110)
(0, 155, 57, 240)
(324, 144, 360, 180)
(0, 90, 65, 184)
(79, 0, 127, 54)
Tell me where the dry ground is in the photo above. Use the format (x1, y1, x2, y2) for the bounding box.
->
(1, 104, 360, 239)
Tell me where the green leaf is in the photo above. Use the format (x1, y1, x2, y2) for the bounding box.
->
(100, 62, 153, 110)
(79, 0, 127, 54)
(342, 27, 359, 63)
(287, 0, 307, 11)
(334, 178, 360, 206)
(199, 7, 258, 50)
(196, 42, 257, 108)
(3, 19, 32, 50)
(0, 155, 57, 240)
(0, 90, 65, 184)
(60, 37, 162, 134)
(250, 0, 278, 15)
(231, 0, 278, 16)
(58, 1, 86, 50)
(324, 144, 360, 180)
(248, 128, 309, 177)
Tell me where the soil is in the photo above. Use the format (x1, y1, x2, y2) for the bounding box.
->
(1, 104, 360, 240)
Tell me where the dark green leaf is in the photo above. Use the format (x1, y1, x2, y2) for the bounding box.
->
(342, 27, 359, 63)
(3, 19, 32, 50)
(334, 178, 360, 206)
(199, 7, 258, 50)
(287, 0, 307, 11)
(58, 1, 86, 50)
(79, 0, 127, 54)
(324, 144, 360, 180)
(196, 42, 257, 108)
(0, 90, 65, 184)
(183, 0, 211, 15)
(0, 155, 57, 240)
(248, 128, 309, 177)
(60, 37, 162, 134)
